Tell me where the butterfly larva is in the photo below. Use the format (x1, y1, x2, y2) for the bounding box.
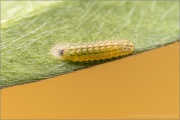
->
(55, 40, 134, 62)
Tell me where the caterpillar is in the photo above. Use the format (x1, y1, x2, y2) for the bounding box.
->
(52, 40, 134, 62)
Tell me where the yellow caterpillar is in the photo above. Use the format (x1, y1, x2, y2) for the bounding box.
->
(56, 40, 134, 62)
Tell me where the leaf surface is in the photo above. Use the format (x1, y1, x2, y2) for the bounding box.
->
(1, 1, 179, 88)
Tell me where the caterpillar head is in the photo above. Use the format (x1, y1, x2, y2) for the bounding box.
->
(51, 43, 69, 58)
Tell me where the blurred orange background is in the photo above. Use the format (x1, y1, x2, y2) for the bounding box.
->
(1, 42, 179, 119)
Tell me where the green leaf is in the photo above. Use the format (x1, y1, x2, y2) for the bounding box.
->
(1, 1, 179, 88)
